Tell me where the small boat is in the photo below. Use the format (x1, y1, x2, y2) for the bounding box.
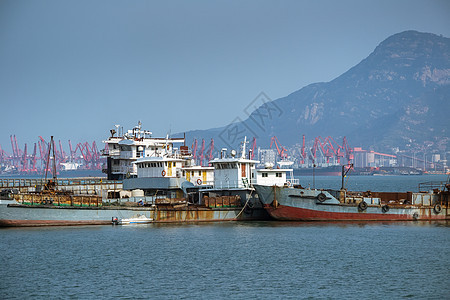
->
(112, 214, 153, 225)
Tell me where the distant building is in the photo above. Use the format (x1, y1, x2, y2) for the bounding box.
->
(258, 148, 276, 166)
(353, 147, 397, 168)
(353, 147, 368, 168)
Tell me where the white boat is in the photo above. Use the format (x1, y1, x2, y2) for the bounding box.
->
(112, 214, 153, 225)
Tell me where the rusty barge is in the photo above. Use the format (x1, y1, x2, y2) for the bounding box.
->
(0, 196, 265, 227)
(254, 166, 450, 221)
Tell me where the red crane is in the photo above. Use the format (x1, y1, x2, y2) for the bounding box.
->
(38, 136, 48, 159)
(323, 137, 340, 163)
(90, 141, 101, 169)
(1, 136, 105, 173)
(0, 144, 6, 164)
(30, 143, 38, 173)
(38, 139, 47, 171)
(68, 140, 76, 162)
(21, 143, 28, 173)
(342, 137, 353, 163)
(58, 140, 68, 163)
(311, 137, 326, 163)
(300, 135, 306, 164)
(198, 139, 205, 166)
(270, 136, 288, 160)
(250, 137, 257, 160)
(206, 138, 215, 163)
(191, 139, 198, 162)
(10, 135, 20, 169)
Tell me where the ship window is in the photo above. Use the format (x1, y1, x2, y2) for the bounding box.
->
(183, 171, 185, 176)
(198, 171, 201, 176)
(262, 173, 268, 178)
(276, 173, 282, 177)
(165, 162, 167, 166)
(191, 171, 194, 176)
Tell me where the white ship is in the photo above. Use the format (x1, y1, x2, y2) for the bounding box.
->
(102, 121, 185, 180)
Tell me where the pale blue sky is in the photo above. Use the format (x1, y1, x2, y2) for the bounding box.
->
(0, 0, 449, 151)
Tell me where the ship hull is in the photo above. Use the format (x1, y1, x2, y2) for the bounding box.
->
(254, 185, 449, 221)
(0, 199, 268, 227)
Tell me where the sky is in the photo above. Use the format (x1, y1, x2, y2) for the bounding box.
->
(0, 0, 449, 152)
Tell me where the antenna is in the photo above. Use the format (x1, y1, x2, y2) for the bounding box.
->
(240, 136, 248, 159)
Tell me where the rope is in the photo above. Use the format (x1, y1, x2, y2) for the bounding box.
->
(235, 189, 254, 219)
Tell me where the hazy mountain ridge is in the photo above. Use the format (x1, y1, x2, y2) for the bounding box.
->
(185, 31, 450, 153)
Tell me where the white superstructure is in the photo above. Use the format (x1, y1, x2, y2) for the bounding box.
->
(102, 121, 185, 180)
(209, 137, 258, 189)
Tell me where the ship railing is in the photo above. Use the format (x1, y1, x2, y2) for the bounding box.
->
(213, 180, 248, 189)
(15, 193, 103, 207)
(287, 178, 300, 185)
(119, 152, 133, 159)
(0, 178, 123, 196)
(103, 149, 120, 156)
(195, 180, 214, 186)
(111, 166, 135, 174)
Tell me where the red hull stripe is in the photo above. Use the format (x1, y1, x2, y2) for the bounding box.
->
(0, 220, 111, 227)
(0, 217, 262, 227)
(265, 205, 447, 221)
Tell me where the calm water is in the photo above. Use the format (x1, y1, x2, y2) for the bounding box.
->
(1, 175, 449, 299)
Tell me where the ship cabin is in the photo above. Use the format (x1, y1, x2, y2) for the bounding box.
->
(182, 166, 214, 187)
(209, 155, 258, 189)
(198, 144, 261, 209)
(122, 154, 214, 204)
(122, 156, 191, 200)
(254, 168, 294, 187)
(102, 121, 185, 180)
(136, 156, 186, 178)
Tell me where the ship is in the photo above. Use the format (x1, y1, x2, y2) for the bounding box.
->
(254, 166, 450, 221)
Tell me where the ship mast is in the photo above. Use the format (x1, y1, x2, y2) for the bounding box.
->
(43, 136, 58, 191)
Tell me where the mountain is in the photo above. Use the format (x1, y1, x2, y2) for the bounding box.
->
(185, 31, 450, 154)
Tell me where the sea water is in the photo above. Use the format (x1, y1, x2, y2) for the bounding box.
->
(1, 175, 449, 299)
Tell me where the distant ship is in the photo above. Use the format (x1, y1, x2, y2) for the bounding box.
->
(294, 165, 342, 176)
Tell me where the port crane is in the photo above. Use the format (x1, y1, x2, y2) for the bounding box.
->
(270, 136, 288, 160)
(250, 137, 257, 160)
(206, 138, 215, 164)
(0, 136, 104, 174)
